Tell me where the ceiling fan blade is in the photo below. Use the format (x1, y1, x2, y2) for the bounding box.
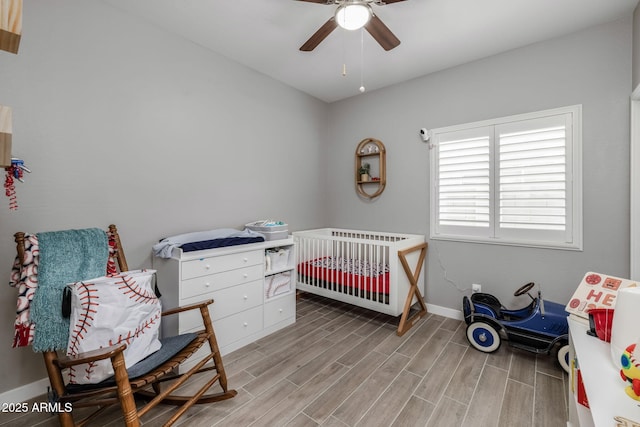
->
(365, 14, 400, 51)
(300, 17, 338, 51)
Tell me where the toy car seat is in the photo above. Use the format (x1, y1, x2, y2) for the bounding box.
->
(471, 293, 503, 318)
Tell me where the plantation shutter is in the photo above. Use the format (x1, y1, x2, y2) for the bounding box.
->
(496, 114, 573, 243)
(434, 126, 493, 237)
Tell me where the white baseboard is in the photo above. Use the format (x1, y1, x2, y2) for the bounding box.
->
(1, 303, 464, 404)
(0, 377, 49, 404)
(426, 303, 463, 321)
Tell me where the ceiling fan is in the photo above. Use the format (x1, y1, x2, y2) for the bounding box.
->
(297, 0, 406, 52)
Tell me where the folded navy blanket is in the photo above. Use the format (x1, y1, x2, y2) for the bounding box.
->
(181, 237, 265, 252)
(153, 228, 265, 258)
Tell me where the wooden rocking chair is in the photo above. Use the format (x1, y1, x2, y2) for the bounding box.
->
(13, 225, 237, 427)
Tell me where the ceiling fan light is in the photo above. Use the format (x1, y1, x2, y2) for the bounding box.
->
(335, 4, 371, 31)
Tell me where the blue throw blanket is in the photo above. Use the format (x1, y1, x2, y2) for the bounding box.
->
(30, 228, 109, 352)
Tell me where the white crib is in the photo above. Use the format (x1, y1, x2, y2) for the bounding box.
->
(293, 228, 428, 335)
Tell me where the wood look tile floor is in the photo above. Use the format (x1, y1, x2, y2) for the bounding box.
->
(1, 294, 568, 427)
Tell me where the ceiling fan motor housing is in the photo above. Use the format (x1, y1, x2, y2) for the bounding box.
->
(335, 3, 372, 30)
(298, 0, 405, 51)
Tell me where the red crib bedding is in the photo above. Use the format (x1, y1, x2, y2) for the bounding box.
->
(297, 256, 390, 294)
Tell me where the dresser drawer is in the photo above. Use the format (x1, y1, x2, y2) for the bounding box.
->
(264, 293, 296, 328)
(179, 280, 263, 327)
(214, 305, 263, 349)
(210, 280, 263, 321)
(181, 250, 263, 280)
(180, 264, 263, 299)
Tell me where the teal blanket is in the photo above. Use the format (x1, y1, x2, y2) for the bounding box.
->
(30, 228, 109, 352)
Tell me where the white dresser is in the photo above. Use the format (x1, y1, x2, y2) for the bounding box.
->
(153, 238, 296, 369)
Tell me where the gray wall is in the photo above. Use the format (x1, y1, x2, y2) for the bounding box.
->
(0, 0, 328, 394)
(326, 17, 632, 311)
(634, 3, 640, 89)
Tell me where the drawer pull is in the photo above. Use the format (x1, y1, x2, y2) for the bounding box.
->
(243, 257, 248, 262)
(279, 309, 283, 313)
(243, 273, 248, 278)
(243, 322, 248, 327)
(205, 264, 211, 270)
(205, 282, 211, 288)
(243, 295, 248, 300)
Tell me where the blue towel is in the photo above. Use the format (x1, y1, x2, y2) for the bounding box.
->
(31, 228, 109, 352)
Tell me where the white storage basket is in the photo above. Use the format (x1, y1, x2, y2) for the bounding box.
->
(261, 230, 288, 241)
(245, 220, 288, 233)
(246, 220, 288, 241)
(266, 248, 290, 272)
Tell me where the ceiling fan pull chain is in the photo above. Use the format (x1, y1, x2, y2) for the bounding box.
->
(359, 27, 366, 93)
(342, 27, 347, 76)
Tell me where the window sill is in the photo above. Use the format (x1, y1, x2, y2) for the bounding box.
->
(429, 233, 583, 251)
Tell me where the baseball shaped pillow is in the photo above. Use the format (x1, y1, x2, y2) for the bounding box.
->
(66, 269, 161, 384)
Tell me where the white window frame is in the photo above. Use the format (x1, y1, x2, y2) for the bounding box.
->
(429, 105, 582, 250)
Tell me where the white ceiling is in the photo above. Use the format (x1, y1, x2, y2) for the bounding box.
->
(102, 0, 639, 103)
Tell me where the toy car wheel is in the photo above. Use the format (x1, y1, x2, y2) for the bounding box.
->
(462, 296, 472, 325)
(466, 321, 501, 353)
(555, 343, 570, 374)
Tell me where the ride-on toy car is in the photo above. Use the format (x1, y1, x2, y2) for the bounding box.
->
(462, 282, 570, 373)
